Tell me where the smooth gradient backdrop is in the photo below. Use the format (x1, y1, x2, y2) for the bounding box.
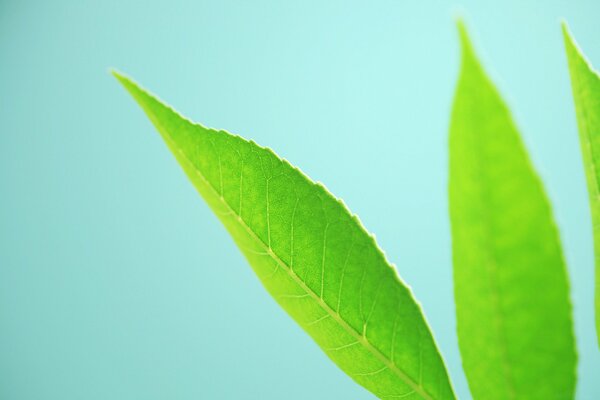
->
(1, 1, 599, 399)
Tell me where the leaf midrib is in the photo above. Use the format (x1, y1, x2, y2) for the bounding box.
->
(470, 122, 517, 400)
(154, 118, 435, 400)
(458, 64, 517, 399)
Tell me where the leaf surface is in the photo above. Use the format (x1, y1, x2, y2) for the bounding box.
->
(563, 23, 600, 346)
(448, 22, 577, 400)
(114, 72, 455, 400)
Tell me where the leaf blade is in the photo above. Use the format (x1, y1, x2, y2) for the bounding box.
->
(113, 71, 456, 400)
(448, 22, 577, 399)
(563, 23, 600, 347)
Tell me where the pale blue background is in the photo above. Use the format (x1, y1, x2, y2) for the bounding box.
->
(1, 1, 599, 399)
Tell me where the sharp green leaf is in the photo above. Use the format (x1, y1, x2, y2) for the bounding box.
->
(113, 71, 456, 400)
(448, 22, 577, 399)
(563, 23, 600, 346)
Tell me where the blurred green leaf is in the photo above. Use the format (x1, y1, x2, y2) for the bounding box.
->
(563, 23, 600, 347)
(113, 72, 455, 399)
(448, 22, 577, 399)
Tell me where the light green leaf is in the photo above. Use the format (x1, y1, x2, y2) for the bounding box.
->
(448, 22, 577, 399)
(113, 72, 455, 400)
(563, 23, 600, 347)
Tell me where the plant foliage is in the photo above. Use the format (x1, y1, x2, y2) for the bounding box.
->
(114, 72, 455, 400)
(114, 19, 600, 400)
(448, 22, 577, 400)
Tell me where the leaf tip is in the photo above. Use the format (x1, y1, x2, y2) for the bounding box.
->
(454, 19, 485, 80)
(109, 70, 158, 118)
(560, 22, 596, 76)
(561, 20, 575, 48)
(110, 68, 139, 94)
(455, 19, 477, 63)
(109, 68, 125, 82)
(454, 16, 467, 38)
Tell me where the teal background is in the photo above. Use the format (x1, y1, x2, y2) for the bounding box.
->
(1, 1, 599, 398)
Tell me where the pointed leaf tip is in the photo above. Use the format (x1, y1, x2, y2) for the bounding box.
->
(111, 70, 140, 97)
(561, 20, 569, 34)
(110, 68, 128, 85)
(455, 18, 468, 44)
(454, 20, 480, 70)
(562, 22, 577, 53)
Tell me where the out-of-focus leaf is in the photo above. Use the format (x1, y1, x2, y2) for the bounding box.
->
(563, 22, 600, 346)
(448, 21, 577, 400)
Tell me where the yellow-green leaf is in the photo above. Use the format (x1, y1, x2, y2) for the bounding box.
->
(563, 22, 600, 347)
(448, 22, 577, 399)
(113, 71, 456, 399)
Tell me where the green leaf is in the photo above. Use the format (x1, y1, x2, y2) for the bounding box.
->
(563, 23, 600, 347)
(113, 71, 456, 400)
(448, 22, 577, 399)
